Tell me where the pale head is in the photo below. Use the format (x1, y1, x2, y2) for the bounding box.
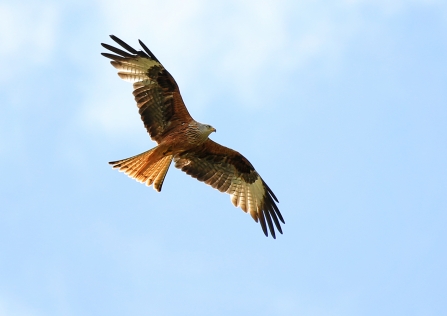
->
(198, 122, 216, 137)
(186, 121, 216, 144)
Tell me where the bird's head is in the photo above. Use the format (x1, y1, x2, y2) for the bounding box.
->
(198, 123, 216, 138)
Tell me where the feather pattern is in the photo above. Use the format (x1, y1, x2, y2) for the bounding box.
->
(101, 36, 193, 143)
(174, 139, 284, 238)
(109, 149, 173, 192)
(102, 36, 283, 238)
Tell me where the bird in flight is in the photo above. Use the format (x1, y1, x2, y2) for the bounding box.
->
(101, 35, 284, 238)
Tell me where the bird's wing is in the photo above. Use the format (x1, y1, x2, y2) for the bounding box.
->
(101, 35, 193, 143)
(174, 139, 284, 238)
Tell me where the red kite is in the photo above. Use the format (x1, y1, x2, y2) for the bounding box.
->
(101, 35, 284, 238)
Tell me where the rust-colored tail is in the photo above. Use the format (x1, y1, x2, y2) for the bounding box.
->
(109, 147, 173, 192)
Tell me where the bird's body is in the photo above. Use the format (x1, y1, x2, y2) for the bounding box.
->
(102, 35, 284, 238)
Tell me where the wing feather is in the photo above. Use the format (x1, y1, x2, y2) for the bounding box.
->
(239, 183, 247, 213)
(101, 43, 134, 58)
(110, 34, 140, 55)
(207, 170, 224, 188)
(258, 209, 268, 237)
(218, 173, 233, 192)
(101, 35, 193, 143)
(173, 139, 284, 238)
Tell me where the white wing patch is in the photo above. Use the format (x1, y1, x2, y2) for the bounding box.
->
(110, 57, 161, 83)
(228, 177, 265, 222)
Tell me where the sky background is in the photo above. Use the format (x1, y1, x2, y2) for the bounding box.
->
(1, 0, 446, 315)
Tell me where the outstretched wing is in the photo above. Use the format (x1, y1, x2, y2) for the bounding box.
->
(101, 35, 193, 143)
(174, 139, 284, 238)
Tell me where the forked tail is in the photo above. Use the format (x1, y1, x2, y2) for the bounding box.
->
(109, 147, 173, 192)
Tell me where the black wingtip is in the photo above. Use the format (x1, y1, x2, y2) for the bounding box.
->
(101, 52, 126, 61)
(138, 39, 160, 62)
(109, 35, 139, 54)
(271, 200, 285, 224)
(101, 43, 134, 58)
(258, 209, 269, 237)
(265, 182, 279, 203)
(265, 210, 276, 239)
(266, 203, 283, 234)
(102, 36, 158, 62)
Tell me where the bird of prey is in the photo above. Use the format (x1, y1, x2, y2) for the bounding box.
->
(101, 35, 284, 238)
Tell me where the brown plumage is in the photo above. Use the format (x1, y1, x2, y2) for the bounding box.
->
(102, 35, 284, 238)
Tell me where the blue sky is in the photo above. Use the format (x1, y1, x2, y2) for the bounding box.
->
(1, 0, 446, 315)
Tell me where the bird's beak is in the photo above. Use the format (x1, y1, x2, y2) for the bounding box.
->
(212, 127, 217, 133)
